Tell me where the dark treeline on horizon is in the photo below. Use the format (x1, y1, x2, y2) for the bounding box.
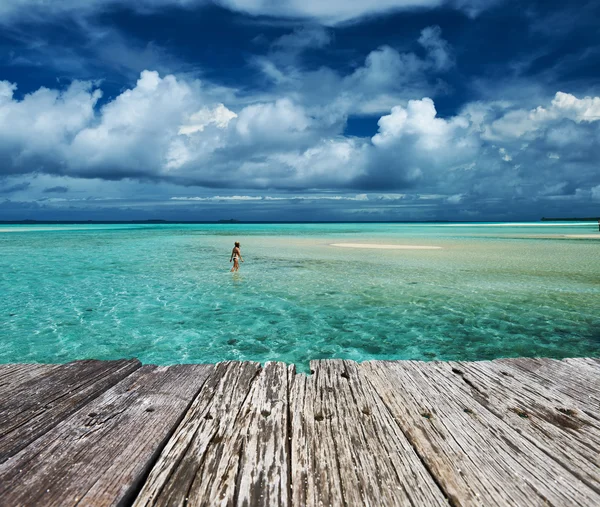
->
(541, 217, 600, 221)
(2, 219, 457, 224)
(2, 218, 599, 225)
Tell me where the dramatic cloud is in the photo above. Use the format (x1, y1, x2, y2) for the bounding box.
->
(417, 25, 454, 71)
(484, 92, 600, 141)
(1, 66, 599, 208)
(271, 26, 333, 53)
(219, 0, 502, 24)
(236, 99, 312, 145)
(1, 70, 361, 189)
(363, 97, 477, 189)
(1, 0, 597, 221)
(0, 79, 102, 176)
(1, 15, 599, 222)
(0, 181, 30, 194)
(0, 0, 502, 25)
(254, 25, 455, 117)
(43, 186, 69, 193)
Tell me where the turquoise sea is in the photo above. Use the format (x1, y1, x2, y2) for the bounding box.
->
(1, 223, 599, 371)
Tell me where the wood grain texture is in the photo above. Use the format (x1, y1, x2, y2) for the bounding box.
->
(496, 357, 600, 412)
(360, 360, 600, 506)
(0, 363, 59, 391)
(448, 359, 600, 494)
(133, 360, 266, 506)
(0, 358, 141, 463)
(288, 364, 342, 507)
(0, 364, 212, 507)
(233, 361, 290, 506)
(289, 359, 448, 507)
(0, 358, 599, 507)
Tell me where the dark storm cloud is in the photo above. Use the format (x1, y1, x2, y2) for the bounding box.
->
(43, 186, 69, 193)
(0, 0, 599, 220)
(0, 181, 30, 193)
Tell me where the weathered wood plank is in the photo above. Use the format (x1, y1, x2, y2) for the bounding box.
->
(0, 363, 59, 391)
(495, 357, 600, 411)
(133, 361, 264, 506)
(0, 364, 212, 506)
(0, 357, 597, 507)
(0, 359, 141, 463)
(288, 363, 343, 507)
(564, 357, 600, 370)
(560, 358, 600, 398)
(232, 361, 290, 506)
(289, 359, 448, 507)
(448, 359, 600, 494)
(453, 358, 600, 430)
(134, 361, 286, 506)
(361, 360, 600, 506)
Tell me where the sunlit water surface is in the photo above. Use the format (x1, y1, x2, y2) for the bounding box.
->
(1, 223, 599, 371)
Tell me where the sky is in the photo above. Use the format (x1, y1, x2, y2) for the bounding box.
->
(0, 0, 599, 221)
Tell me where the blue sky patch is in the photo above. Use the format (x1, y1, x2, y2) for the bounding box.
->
(0, 0, 599, 221)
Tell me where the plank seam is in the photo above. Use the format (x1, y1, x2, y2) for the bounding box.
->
(0, 361, 138, 440)
(317, 365, 347, 507)
(231, 365, 263, 505)
(115, 365, 214, 506)
(133, 366, 222, 504)
(232, 434, 246, 506)
(451, 364, 600, 497)
(186, 422, 225, 501)
(155, 362, 262, 505)
(285, 369, 293, 507)
(361, 365, 456, 507)
(0, 361, 142, 465)
(2, 362, 141, 438)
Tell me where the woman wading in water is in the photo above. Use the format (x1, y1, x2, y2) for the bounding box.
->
(230, 241, 244, 272)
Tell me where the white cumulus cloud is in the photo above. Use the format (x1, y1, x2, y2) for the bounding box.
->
(0, 0, 504, 25)
(219, 0, 500, 24)
(179, 104, 237, 136)
(1, 69, 599, 212)
(485, 92, 600, 141)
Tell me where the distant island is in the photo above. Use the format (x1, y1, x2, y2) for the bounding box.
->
(0, 219, 460, 224)
(0, 219, 172, 224)
(541, 217, 600, 221)
(5, 218, 599, 224)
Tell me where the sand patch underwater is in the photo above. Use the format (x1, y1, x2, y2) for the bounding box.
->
(330, 243, 442, 250)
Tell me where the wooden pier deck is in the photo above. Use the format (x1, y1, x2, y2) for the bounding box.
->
(0, 357, 599, 506)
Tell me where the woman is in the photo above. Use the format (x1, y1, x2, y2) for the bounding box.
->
(230, 241, 244, 272)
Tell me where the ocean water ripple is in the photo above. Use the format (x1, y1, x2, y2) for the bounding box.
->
(1, 223, 599, 372)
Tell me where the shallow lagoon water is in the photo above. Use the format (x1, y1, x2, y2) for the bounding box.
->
(1, 223, 599, 372)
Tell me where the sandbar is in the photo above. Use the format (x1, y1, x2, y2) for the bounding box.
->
(331, 243, 442, 250)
